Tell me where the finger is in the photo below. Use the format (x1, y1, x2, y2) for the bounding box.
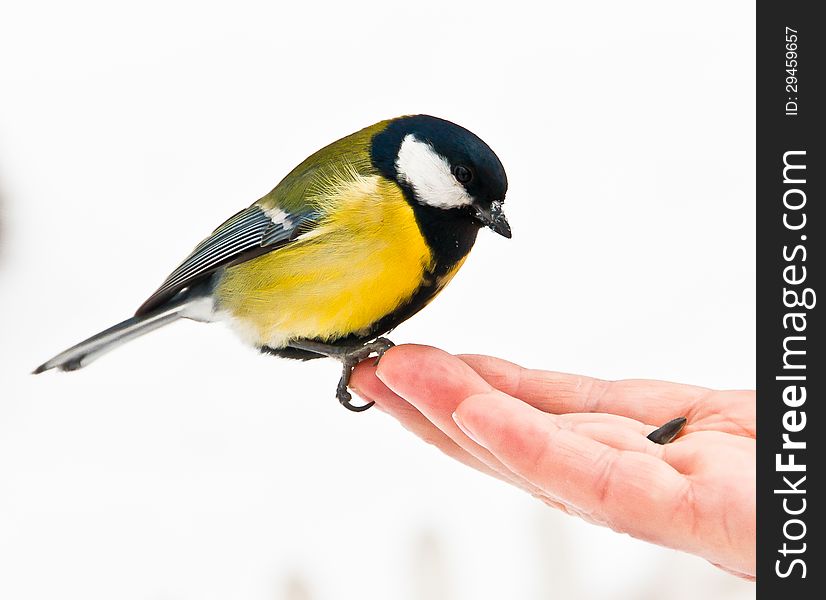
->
(567, 421, 677, 459)
(553, 414, 694, 471)
(370, 345, 552, 497)
(453, 390, 694, 546)
(458, 354, 707, 427)
(557, 414, 690, 448)
(350, 357, 529, 489)
(556, 412, 652, 435)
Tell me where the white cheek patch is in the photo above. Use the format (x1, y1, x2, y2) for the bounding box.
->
(395, 134, 474, 209)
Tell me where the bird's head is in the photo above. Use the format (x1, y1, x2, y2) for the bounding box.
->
(370, 115, 511, 238)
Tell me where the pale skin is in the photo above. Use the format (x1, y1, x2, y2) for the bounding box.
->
(350, 345, 756, 580)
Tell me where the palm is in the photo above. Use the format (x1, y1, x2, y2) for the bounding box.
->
(351, 345, 755, 580)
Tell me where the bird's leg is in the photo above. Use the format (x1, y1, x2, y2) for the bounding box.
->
(287, 337, 395, 412)
(334, 339, 394, 412)
(646, 416, 687, 444)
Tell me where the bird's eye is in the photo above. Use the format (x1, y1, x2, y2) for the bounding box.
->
(453, 165, 473, 184)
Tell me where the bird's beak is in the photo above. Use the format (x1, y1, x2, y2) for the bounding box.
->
(474, 200, 512, 238)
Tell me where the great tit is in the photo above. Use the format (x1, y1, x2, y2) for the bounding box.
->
(34, 115, 511, 411)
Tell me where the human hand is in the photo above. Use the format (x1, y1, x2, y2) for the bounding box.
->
(351, 345, 756, 579)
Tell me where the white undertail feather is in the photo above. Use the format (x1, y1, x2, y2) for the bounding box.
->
(33, 294, 208, 373)
(395, 134, 473, 209)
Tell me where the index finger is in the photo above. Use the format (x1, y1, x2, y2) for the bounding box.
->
(457, 354, 708, 426)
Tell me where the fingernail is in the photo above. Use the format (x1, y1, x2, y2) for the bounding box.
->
(374, 362, 388, 382)
(452, 411, 483, 446)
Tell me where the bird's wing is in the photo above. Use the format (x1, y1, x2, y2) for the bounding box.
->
(135, 203, 317, 316)
(135, 121, 388, 317)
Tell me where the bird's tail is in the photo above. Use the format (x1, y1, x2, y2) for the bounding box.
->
(33, 295, 195, 374)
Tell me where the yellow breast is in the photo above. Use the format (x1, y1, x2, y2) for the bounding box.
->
(213, 175, 434, 347)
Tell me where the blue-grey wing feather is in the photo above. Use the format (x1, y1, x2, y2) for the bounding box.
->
(135, 205, 314, 316)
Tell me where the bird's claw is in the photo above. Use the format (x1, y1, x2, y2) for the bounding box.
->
(337, 387, 375, 412)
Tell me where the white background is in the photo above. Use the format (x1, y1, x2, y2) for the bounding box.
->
(1, 1, 755, 598)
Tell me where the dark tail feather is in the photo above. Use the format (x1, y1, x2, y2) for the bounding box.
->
(33, 297, 191, 374)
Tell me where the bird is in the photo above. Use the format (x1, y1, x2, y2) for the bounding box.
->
(34, 114, 511, 411)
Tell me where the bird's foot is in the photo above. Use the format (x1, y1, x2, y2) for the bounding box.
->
(335, 338, 395, 412)
(287, 337, 395, 412)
